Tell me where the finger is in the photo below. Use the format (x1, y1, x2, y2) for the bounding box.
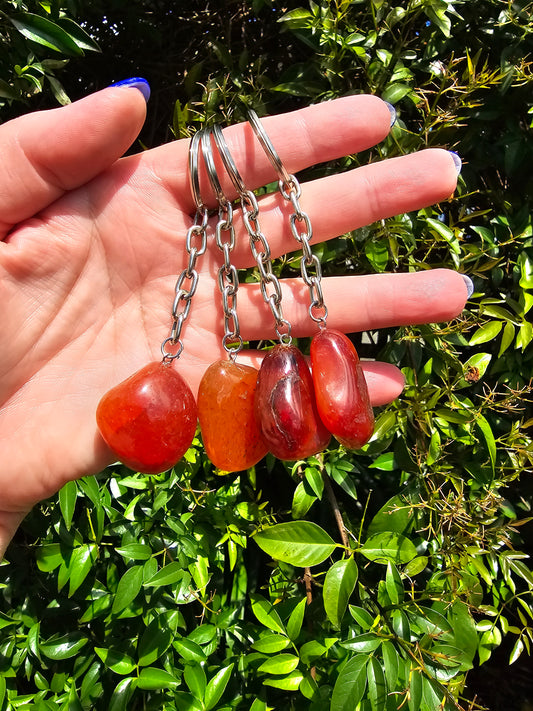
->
(147, 95, 393, 209)
(0, 85, 148, 235)
(228, 148, 458, 267)
(234, 269, 469, 339)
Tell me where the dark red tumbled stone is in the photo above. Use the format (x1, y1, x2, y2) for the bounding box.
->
(254, 344, 330, 460)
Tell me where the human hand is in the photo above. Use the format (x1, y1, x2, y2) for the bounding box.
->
(0, 84, 468, 555)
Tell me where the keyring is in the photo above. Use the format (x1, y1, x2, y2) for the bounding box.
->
(247, 109, 294, 189)
(188, 129, 206, 211)
(211, 123, 247, 196)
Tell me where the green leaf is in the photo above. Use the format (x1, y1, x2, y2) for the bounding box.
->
(173, 638, 207, 663)
(291, 480, 317, 519)
(323, 557, 358, 629)
(331, 654, 368, 711)
(478, 626, 502, 664)
(137, 618, 172, 666)
(137, 667, 179, 690)
(58, 480, 77, 529)
(252, 634, 291, 654)
(173, 691, 203, 711)
(385, 562, 403, 605)
(262, 671, 304, 690)
(381, 82, 413, 104)
(250, 595, 287, 635)
(68, 543, 97, 596)
(94, 647, 136, 675)
(305, 467, 324, 499)
(143, 561, 183, 587)
(341, 633, 382, 653)
(408, 606, 452, 636)
(55, 17, 101, 52)
(253, 521, 337, 567)
(205, 663, 234, 710)
(349, 605, 375, 631)
(359, 532, 417, 564)
(36, 543, 63, 572)
(475, 414, 497, 473)
(184, 663, 207, 700)
(367, 656, 387, 711)
(108, 678, 137, 711)
(391, 610, 411, 640)
(367, 494, 415, 536)
(499, 321, 516, 356)
(40, 632, 88, 660)
(115, 544, 152, 561)
(469, 321, 502, 346)
(382, 640, 399, 691)
(112, 565, 143, 614)
(408, 665, 423, 711)
(10, 13, 84, 55)
(258, 654, 300, 674)
(287, 597, 307, 641)
(328, 464, 358, 500)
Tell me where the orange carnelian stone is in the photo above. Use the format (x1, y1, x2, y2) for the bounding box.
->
(310, 329, 374, 449)
(254, 344, 330, 460)
(198, 360, 268, 471)
(96, 362, 197, 474)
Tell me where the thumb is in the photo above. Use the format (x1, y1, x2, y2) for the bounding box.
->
(0, 79, 149, 235)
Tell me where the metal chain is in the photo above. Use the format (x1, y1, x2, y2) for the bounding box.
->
(161, 130, 209, 362)
(247, 109, 328, 328)
(210, 123, 292, 345)
(241, 188, 292, 344)
(200, 127, 244, 359)
(282, 173, 328, 327)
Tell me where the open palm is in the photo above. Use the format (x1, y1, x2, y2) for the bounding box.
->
(0, 87, 467, 552)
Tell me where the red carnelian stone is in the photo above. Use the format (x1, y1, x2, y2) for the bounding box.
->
(310, 328, 374, 449)
(96, 362, 198, 474)
(198, 360, 268, 471)
(254, 344, 330, 460)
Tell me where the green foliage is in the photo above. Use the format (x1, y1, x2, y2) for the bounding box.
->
(2, 1, 533, 710)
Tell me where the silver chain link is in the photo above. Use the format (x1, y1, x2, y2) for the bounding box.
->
(240, 188, 292, 344)
(215, 199, 244, 358)
(211, 122, 292, 345)
(161, 131, 208, 362)
(282, 172, 328, 327)
(200, 126, 244, 360)
(247, 109, 328, 328)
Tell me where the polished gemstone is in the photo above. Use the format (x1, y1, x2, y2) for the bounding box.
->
(254, 344, 330, 460)
(198, 360, 268, 471)
(310, 328, 374, 449)
(96, 361, 197, 474)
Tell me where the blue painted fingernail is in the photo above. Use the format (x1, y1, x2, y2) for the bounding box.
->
(384, 101, 397, 127)
(449, 151, 462, 174)
(109, 77, 150, 102)
(461, 275, 474, 298)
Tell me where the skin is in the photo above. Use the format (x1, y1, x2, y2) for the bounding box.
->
(0, 88, 467, 557)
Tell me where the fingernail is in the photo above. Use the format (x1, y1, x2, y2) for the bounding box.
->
(384, 101, 397, 127)
(109, 77, 150, 102)
(448, 151, 462, 174)
(461, 275, 474, 298)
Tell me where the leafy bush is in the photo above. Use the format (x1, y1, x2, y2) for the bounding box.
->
(1, 1, 532, 710)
